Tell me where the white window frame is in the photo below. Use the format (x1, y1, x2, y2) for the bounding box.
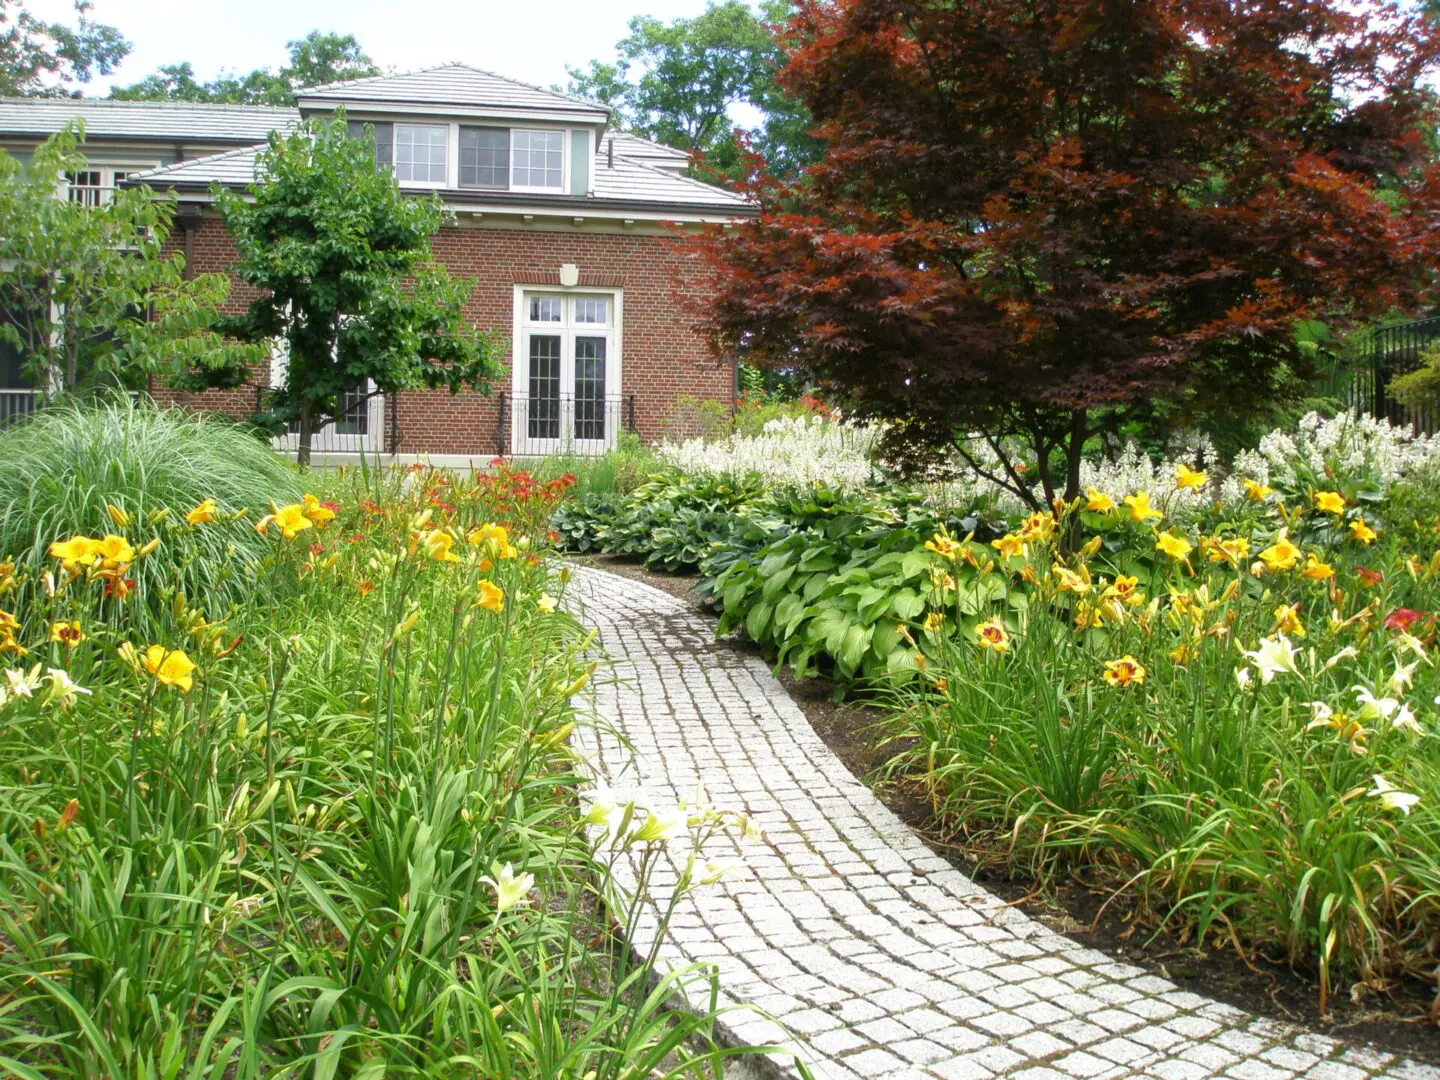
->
(508, 128, 568, 194)
(63, 163, 157, 206)
(511, 285, 623, 453)
(392, 123, 449, 188)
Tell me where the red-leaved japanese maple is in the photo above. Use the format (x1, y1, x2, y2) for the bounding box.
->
(698, 0, 1440, 506)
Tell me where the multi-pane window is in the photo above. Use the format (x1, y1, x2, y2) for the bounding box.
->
(528, 295, 564, 322)
(512, 130, 564, 189)
(574, 297, 608, 325)
(65, 167, 152, 206)
(394, 124, 447, 184)
(459, 126, 508, 189)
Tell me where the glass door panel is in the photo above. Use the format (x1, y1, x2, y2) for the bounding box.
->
(527, 334, 562, 441)
(573, 336, 607, 443)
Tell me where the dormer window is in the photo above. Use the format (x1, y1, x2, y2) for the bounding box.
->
(348, 119, 582, 194)
(459, 126, 508, 189)
(511, 130, 564, 191)
(394, 124, 447, 184)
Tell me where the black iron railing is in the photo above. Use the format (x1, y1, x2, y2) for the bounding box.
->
(498, 392, 637, 456)
(254, 383, 386, 453)
(1352, 316, 1440, 434)
(0, 389, 40, 429)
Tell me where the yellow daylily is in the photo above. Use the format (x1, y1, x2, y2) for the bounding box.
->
(421, 529, 461, 564)
(301, 494, 336, 527)
(1243, 479, 1274, 502)
(991, 533, 1026, 560)
(1273, 603, 1306, 638)
(536, 594, 558, 614)
(49, 621, 85, 647)
(1349, 517, 1377, 545)
(1102, 656, 1146, 687)
(1313, 490, 1346, 514)
(269, 505, 313, 540)
(1084, 487, 1115, 513)
(1203, 535, 1249, 568)
(1155, 530, 1193, 561)
(1173, 464, 1207, 491)
(475, 580, 505, 614)
(1122, 492, 1163, 522)
(922, 612, 946, 633)
(186, 498, 218, 525)
(924, 531, 959, 559)
(1258, 530, 1301, 573)
(142, 645, 197, 692)
(1301, 553, 1335, 581)
(49, 535, 99, 570)
(974, 618, 1010, 653)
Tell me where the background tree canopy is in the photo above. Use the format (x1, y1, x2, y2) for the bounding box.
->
(700, 0, 1440, 508)
(110, 31, 378, 106)
(0, 0, 128, 96)
(564, 0, 818, 182)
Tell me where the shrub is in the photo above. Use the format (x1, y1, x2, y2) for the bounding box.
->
(0, 398, 300, 623)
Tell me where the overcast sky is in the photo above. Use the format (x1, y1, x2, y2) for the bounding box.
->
(28, 0, 727, 96)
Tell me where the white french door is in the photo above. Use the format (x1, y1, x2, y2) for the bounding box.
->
(513, 290, 620, 455)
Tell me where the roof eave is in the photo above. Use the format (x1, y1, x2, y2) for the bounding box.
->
(130, 176, 758, 218)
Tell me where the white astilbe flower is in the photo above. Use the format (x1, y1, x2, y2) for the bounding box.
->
(1226, 411, 1440, 501)
(657, 416, 884, 492)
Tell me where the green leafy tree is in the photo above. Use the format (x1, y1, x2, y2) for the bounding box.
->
(111, 31, 378, 106)
(0, 0, 128, 96)
(213, 115, 500, 466)
(565, 1, 818, 180)
(0, 126, 260, 398)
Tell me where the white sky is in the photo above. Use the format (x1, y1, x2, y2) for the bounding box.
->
(28, 0, 729, 97)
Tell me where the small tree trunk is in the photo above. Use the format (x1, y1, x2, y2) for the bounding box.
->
(297, 397, 313, 469)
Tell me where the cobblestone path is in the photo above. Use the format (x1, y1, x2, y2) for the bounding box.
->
(567, 565, 1438, 1080)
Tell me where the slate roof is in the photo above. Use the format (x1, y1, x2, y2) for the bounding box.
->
(604, 132, 691, 170)
(128, 139, 753, 216)
(296, 63, 608, 123)
(0, 98, 297, 143)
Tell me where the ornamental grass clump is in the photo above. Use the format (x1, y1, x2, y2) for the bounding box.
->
(0, 397, 299, 620)
(0, 460, 773, 1077)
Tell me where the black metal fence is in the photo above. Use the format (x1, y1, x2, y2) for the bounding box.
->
(0, 389, 40, 429)
(499, 392, 637, 456)
(1353, 316, 1440, 434)
(253, 384, 397, 453)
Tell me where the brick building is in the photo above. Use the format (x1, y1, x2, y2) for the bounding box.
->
(0, 65, 754, 462)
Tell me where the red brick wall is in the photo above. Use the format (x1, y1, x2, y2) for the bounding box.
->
(155, 218, 734, 455)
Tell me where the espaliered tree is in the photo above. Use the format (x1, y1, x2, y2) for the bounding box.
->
(699, 0, 1440, 507)
(213, 116, 499, 466)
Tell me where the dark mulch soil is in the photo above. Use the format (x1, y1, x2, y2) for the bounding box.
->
(571, 554, 1440, 1064)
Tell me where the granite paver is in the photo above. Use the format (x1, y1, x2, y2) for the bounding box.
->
(567, 565, 1438, 1080)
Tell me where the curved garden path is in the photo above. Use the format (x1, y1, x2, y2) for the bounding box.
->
(566, 565, 1438, 1080)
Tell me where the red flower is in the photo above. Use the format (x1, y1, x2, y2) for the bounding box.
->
(1384, 608, 1424, 631)
(1355, 567, 1384, 587)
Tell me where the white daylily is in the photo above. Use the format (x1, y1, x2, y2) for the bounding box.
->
(1387, 658, 1420, 696)
(629, 806, 687, 845)
(1234, 667, 1253, 691)
(1321, 645, 1358, 671)
(1394, 631, 1429, 661)
(43, 667, 91, 709)
(486, 862, 535, 913)
(1352, 686, 1400, 723)
(1243, 634, 1301, 684)
(700, 859, 740, 885)
(1392, 703, 1423, 736)
(4, 664, 42, 699)
(1369, 775, 1421, 815)
(1304, 701, 1334, 727)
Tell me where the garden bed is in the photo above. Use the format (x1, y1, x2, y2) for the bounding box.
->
(567, 494, 1440, 1063)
